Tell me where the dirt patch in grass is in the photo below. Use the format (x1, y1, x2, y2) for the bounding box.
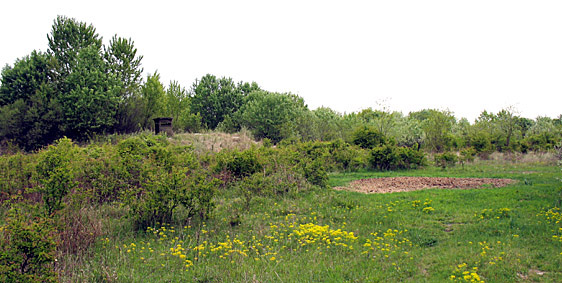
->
(334, 177, 516, 194)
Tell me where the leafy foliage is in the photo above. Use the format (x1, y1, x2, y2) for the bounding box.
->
(238, 91, 307, 143)
(161, 81, 202, 132)
(351, 125, 391, 149)
(369, 145, 426, 171)
(104, 35, 144, 97)
(104, 35, 145, 133)
(0, 51, 61, 150)
(414, 109, 456, 153)
(58, 45, 121, 138)
(0, 153, 35, 204)
(140, 72, 166, 128)
(0, 16, 147, 148)
(0, 208, 57, 283)
(0, 51, 54, 106)
(191, 75, 254, 130)
(434, 152, 459, 169)
(282, 140, 368, 173)
(48, 17, 121, 139)
(128, 166, 220, 230)
(36, 137, 77, 216)
(237, 171, 305, 209)
(309, 108, 338, 139)
(48, 15, 102, 78)
(301, 158, 329, 188)
(214, 148, 262, 180)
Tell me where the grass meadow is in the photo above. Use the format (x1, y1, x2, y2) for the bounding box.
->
(60, 162, 561, 282)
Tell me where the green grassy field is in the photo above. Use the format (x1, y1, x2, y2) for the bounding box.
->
(60, 162, 561, 282)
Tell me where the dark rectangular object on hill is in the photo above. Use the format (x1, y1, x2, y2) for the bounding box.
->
(153, 117, 173, 136)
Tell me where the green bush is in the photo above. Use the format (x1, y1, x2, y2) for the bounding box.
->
(78, 139, 192, 205)
(522, 133, 558, 152)
(0, 208, 57, 283)
(0, 153, 36, 205)
(213, 148, 262, 180)
(369, 145, 426, 171)
(35, 137, 77, 216)
(116, 134, 169, 156)
(113, 134, 172, 195)
(78, 144, 128, 204)
(329, 140, 369, 171)
(459, 147, 477, 167)
(176, 111, 203, 133)
(434, 152, 458, 169)
(112, 134, 222, 230)
(369, 145, 397, 171)
(300, 158, 328, 188)
(467, 132, 492, 154)
(281, 140, 369, 173)
(239, 173, 284, 208)
(127, 166, 220, 230)
(397, 146, 426, 169)
(351, 126, 390, 149)
(239, 171, 305, 209)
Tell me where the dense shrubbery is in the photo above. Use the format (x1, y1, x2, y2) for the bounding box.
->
(36, 138, 77, 216)
(434, 152, 459, 169)
(2, 135, 350, 222)
(213, 148, 262, 180)
(0, 135, 356, 280)
(127, 166, 220, 230)
(238, 172, 303, 209)
(0, 153, 36, 204)
(280, 140, 368, 173)
(369, 145, 426, 171)
(0, 136, 223, 279)
(0, 208, 57, 283)
(351, 126, 392, 149)
(0, 130, 560, 280)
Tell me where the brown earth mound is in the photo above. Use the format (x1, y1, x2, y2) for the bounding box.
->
(334, 177, 516, 194)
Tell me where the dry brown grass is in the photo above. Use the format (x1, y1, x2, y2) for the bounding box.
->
(483, 151, 559, 165)
(170, 130, 259, 154)
(56, 205, 104, 278)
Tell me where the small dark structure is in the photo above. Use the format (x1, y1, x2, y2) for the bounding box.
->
(153, 117, 173, 136)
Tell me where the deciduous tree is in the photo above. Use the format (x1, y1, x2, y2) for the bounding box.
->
(0, 51, 62, 150)
(239, 91, 307, 143)
(58, 45, 121, 138)
(141, 72, 166, 128)
(191, 75, 244, 130)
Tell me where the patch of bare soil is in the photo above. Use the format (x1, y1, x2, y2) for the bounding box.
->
(334, 177, 516, 194)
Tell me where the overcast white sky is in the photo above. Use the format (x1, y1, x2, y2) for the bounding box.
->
(2, 0, 561, 121)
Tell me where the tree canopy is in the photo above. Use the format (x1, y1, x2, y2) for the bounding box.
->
(0, 16, 561, 152)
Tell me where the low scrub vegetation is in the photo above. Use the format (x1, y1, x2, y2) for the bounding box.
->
(0, 132, 561, 281)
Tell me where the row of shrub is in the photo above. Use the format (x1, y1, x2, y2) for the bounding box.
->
(0, 135, 218, 280)
(0, 134, 429, 214)
(1, 134, 430, 211)
(0, 133, 430, 281)
(10, 129, 559, 280)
